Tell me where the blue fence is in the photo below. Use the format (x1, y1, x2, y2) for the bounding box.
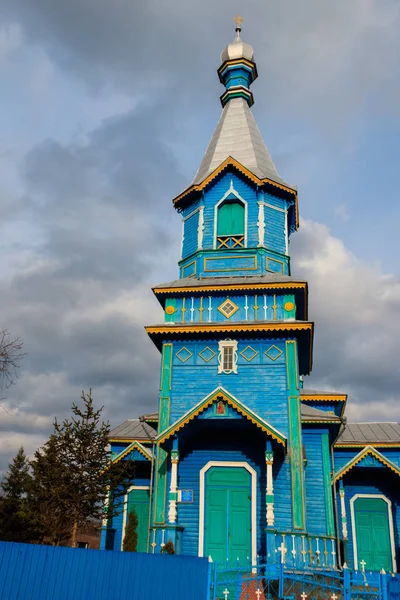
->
(211, 559, 400, 600)
(0, 542, 211, 600)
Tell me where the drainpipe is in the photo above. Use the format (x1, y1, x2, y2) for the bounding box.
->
(331, 417, 347, 569)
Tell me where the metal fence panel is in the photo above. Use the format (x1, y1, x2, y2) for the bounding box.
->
(0, 542, 210, 600)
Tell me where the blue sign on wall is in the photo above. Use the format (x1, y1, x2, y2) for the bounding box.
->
(179, 489, 194, 503)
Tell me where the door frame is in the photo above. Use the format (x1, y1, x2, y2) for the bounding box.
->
(350, 493, 396, 572)
(121, 485, 150, 551)
(198, 461, 257, 564)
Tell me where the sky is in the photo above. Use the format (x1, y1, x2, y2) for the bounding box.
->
(0, 0, 399, 471)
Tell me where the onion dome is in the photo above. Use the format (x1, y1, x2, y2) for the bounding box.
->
(220, 25, 255, 63)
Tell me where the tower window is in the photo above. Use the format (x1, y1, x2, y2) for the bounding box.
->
(218, 340, 238, 374)
(217, 201, 245, 248)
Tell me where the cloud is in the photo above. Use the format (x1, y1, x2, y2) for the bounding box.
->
(292, 219, 400, 421)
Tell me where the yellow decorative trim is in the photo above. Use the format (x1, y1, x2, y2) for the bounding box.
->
(165, 305, 175, 315)
(204, 254, 257, 273)
(172, 157, 298, 229)
(198, 346, 217, 363)
(333, 446, 400, 482)
(146, 322, 313, 335)
(266, 257, 285, 274)
(157, 388, 286, 447)
(154, 281, 307, 295)
(176, 347, 193, 363)
(217, 298, 239, 319)
(111, 441, 153, 465)
(240, 345, 259, 362)
(182, 260, 196, 278)
(301, 394, 347, 402)
(199, 296, 204, 322)
(265, 344, 283, 361)
(284, 301, 295, 312)
(334, 443, 400, 449)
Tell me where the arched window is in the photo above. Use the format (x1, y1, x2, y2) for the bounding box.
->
(217, 200, 245, 248)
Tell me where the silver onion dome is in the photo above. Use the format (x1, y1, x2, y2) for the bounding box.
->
(220, 26, 255, 64)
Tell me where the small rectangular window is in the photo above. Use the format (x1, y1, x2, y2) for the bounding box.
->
(218, 340, 238, 374)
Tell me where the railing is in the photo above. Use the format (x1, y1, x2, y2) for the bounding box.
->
(217, 235, 245, 248)
(211, 560, 391, 600)
(267, 531, 338, 570)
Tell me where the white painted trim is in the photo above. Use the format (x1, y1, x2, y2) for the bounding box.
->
(218, 339, 238, 374)
(213, 181, 248, 249)
(121, 485, 150, 551)
(257, 201, 265, 247)
(182, 206, 201, 221)
(198, 461, 257, 565)
(198, 205, 205, 250)
(259, 201, 287, 214)
(350, 493, 396, 572)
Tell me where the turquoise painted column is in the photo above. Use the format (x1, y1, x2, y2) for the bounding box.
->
(153, 342, 173, 525)
(286, 340, 305, 530)
(321, 433, 335, 536)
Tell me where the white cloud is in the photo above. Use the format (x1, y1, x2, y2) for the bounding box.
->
(0, 23, 22, 63)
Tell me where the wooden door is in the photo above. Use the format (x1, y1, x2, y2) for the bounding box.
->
(354, 497, 392, 572)
(204, 467, 251, 562)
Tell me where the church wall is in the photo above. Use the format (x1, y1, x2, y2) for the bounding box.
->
(303, 429, 331, 536)
(339, 470, 400, 570)
(163, 292, 296, 324)
(334, 449, 400, 472)
(168, 338, 290, 436)
(182, 209, 200, 259)
(302, 400, 343, 418)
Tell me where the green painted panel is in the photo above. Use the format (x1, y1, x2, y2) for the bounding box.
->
(354, 498, 392, 572)
(286, 340, 305, 530)
(205, 467, 251, 562)
(217, 201, 244, 236)
(127, 489, 150, 553)
(321, 433, 335, 536)
(164, 298, 176, 323)
(283, 294, 296, 319)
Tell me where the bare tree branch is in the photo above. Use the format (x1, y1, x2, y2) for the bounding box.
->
(0, 330, 25, 394)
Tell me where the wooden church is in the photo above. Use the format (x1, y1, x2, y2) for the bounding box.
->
(100, 21, 400, 574)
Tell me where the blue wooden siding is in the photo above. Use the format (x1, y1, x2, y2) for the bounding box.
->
(178, 170, 291, 278)
(182, 210, 200, 259)
(169, 339, 289, 436)
(0, 542, 210, 600)
(338, 470, 400, 570)
(303, 430, 330, 536)
(165, 293, 296, 324)
(302, 400, 344, 418)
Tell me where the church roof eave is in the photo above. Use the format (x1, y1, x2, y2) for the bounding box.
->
(145, 320, 314, 375)
(333, 446, 400, 482)
(156, 386, 287, 447)
(172, 156, 298, 229)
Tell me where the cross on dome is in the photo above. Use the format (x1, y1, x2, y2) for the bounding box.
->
(233, 14, 244, 30)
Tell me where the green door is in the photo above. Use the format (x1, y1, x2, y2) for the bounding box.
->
(354, 497, 392, 571)
(126, 488, 150, 553)
(204, 467, 251, 562)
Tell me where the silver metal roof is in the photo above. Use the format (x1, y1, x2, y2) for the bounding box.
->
(154, 274, 304, 291)
(220, 30, 254, 63)
(192, 97, 293, 188)
(336, 422, 400, 445)
(109, 419, 156, 441)
(301, 404, 340, 422)
(301, 389, 347, 397)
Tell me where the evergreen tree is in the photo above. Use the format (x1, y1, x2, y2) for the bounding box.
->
(0, 447, 37, 542)
(122, 509, 138, 551)
(27, 390, 135, 547)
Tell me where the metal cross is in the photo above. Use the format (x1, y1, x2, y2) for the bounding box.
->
(233, 14, 244, 29)
(223, 589, 230, 600)
(255, 589, 262, 600)
(360, 559, 366, 572)
(301, 593, 307, 600)
(331, 594, 338, 600)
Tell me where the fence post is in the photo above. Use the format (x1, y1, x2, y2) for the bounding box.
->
(343, 564, 351, 600)
(278, 561, 284, 598)
(380, 569, 388, 600)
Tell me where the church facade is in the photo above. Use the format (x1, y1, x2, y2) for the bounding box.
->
(100, 24, 400, 574)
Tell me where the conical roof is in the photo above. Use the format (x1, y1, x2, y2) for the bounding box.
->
(192, 97, 291, 188)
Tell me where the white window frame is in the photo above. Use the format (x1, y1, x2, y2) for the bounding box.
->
(218, 340, 238, 374)
(213, 181, 248, 249)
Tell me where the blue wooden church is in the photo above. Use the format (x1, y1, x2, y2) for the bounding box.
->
(100, 22, 400, 574)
